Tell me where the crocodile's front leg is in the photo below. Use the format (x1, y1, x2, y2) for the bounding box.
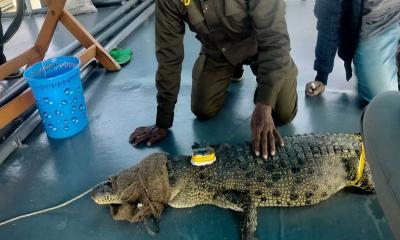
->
(111, 202, 161, 236)
(144, 216, 159, 236)
(212, 190, 259, 240)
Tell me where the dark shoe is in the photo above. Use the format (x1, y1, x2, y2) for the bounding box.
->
(231, 65, 244, 83)
(5, 69, 23, 80)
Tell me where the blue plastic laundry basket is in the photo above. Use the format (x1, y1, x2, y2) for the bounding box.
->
(24, 56, 88, 139)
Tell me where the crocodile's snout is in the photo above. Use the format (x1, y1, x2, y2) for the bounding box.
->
(91, 181, 122, 205)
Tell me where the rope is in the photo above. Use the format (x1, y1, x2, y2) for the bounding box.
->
(137, 169, 161, 219)
(0, 181, 107, 227)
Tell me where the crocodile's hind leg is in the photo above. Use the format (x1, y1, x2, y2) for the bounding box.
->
(241, 204, 258, 240)
(212, 190, 259, 240)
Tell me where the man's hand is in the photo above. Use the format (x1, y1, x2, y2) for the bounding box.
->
(305, 80, 325, 96)
(251, 103, 284, 160)
(129, 125, 168, 146)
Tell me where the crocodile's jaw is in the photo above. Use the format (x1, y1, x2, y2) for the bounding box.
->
(91, 182, 123, 205)
(91, 194, 123, 205)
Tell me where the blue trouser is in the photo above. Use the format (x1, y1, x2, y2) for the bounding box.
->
(354, 22, 400, 102)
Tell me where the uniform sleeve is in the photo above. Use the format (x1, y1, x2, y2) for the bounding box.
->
(248, 0, 297, 108)
(313, 0, 342, 85)
(155, 0, 185, 129)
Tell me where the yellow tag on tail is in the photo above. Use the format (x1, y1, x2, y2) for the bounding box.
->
(351, 144, 366, 185)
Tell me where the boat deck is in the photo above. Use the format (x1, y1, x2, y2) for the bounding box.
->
(0, 1, 395, 239)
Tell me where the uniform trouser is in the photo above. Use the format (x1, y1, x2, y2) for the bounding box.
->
(354, 22, 400, 102)
(191, 53, 298, 126)
(362, 91, 400, 240)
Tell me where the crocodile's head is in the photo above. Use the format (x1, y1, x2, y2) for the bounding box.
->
(91, 153, 171, 223)
(91, 181, 122, 205)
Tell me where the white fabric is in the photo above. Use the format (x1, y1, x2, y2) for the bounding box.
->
(65, 0, 97, 15)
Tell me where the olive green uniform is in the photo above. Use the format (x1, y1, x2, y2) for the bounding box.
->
(155, 0, 298, 129)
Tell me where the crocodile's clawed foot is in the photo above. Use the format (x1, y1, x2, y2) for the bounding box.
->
(144, 216, 160, 236)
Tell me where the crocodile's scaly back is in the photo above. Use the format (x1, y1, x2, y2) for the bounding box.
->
(167, 133, 372, 208)
(92, 133, 374, 240)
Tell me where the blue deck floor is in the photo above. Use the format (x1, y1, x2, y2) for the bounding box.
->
(0, 1, 395, 239)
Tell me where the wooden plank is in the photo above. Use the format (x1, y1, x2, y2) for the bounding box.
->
(95, 45, 121, 71)
(32, 0, 67, 64)
(0, 0, 66, 78)
(0, 90, 35, 129)
(60, 10, 121, 71)
(59, 10, 95, 48)
(0, 47, 41, 80)
(77, 45, 97, 67)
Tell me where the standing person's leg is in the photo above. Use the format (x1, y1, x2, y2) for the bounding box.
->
(354, 23, 400, 102)
(191, 53, 235, 119)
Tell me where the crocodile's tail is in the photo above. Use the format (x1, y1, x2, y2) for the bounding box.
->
(352, 161, 375, 192)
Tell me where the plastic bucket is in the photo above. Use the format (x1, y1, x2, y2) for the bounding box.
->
(24, 56, 88, 139)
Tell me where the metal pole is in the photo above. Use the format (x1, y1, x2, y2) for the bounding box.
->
(92, 0, 123, 7)
(105, 3, 155, 49)
(95, 0, 153, 47)
(57, 0, 140, 56)
(24, 0, 33, 15)
(0, 110, 41, 164)
(0, 3, 155, 164)
(0, 79, 28, 107)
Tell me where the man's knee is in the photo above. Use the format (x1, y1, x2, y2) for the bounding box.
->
(191, 101, 220, 119)
(273, 102, 298, 126)
(358, 80, 398, 103)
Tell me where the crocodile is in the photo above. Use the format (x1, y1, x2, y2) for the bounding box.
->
(91, 133, 374, 240)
